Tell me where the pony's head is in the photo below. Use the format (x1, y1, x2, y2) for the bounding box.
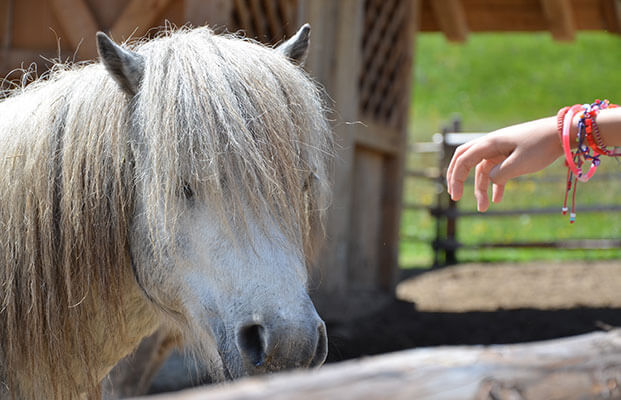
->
(97, 25, 331, 379)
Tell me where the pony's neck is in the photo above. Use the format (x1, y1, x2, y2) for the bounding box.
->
(86, 271, 161, 386)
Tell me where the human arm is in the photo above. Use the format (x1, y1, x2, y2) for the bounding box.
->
(446, 107, 621, 212)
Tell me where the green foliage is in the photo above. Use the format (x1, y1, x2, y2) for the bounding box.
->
(401, 32, 621, 268)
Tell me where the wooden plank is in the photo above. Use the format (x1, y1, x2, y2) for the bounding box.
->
(248, 0, 267, 39)
(0, 0, 11, 49)
(136, 330, 621, 400)
(263, 0, 283, 41)
(277, 0, 296, 36)
(184, 0, 232, 29)
(421, 0, 547, 32)
(429, 0, 468, 42)
(420, 0, 616, 34)
(298, 0, 363, 322)
(353, 120, 400, 155)
(233, 0, 253, 32)
(84, 0, 126, 29)
(602, 0, 621, 34)
(541, 0, 575, 40)
(376, 0, 419, 292)
(154, 0, 184, 29)
(11, 0, 62, 50)
(49, 0, 99, 59)
(110, 0, 174, 41)
(347, 148, 383, 290)
(0, 0, 11, 74)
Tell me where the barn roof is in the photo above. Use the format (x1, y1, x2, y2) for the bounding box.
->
(420, 0, 621, 42)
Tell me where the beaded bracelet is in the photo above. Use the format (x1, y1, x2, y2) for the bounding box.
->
(583, 100, 621, 157)
(558, 99, 619, 223)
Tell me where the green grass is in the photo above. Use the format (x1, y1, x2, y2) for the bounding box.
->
(401, 32, 621, 268)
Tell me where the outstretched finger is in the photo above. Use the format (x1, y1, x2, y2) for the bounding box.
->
(474, 159, 496, 212)
(446, 141, 475, 196)
(492, 183, 505, 204)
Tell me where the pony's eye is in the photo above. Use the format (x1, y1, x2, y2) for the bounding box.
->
(182, 182, 194, 199)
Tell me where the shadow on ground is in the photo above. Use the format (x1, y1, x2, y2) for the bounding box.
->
(326, 299, 621, 362)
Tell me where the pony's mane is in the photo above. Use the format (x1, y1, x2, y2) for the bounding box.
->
(134, 27, 332, 256)
(0, 26, 332, 399)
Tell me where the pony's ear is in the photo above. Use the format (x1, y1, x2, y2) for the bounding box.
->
(96, 32, 144, 96)
(276, 24, 310, 66)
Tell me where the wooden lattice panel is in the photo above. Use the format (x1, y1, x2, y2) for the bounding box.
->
(231, 0, 298, 45)
(359, 0, 413, 131)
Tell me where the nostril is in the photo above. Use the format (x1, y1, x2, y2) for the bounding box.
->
(238, 324, 266, 367)
(309, 322, 328, 367)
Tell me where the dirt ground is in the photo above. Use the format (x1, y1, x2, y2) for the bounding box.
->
(325, 260, 621, 363)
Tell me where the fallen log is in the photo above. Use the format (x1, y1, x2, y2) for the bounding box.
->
(136, 330, 621, 400)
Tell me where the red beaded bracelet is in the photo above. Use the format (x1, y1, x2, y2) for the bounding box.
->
(557, 100, 619, 223)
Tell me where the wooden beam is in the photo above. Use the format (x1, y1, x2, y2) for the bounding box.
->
(233, 0, 253, 32)
(377, 0, 420, 293)
(602, 0, 621, 35)
(0, 0, 12, 49)
(354, 120, 400, 155)
(541, 0, 575, 41)
(137, 330, 621, 400)
(429, 0, 468, 42)
(185, 0, 232, 29)
(297, 0, 363, 322)
(0, 0, 12, 74)
(49, 0, 99, 59)
(110, 0, 174, 41)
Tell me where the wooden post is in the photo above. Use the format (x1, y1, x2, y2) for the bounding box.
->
(377, 0, 420, 292)
(0, 0, 13, 75)
(541, 0, 575, 41)
(602, 0, 621, 35)
(429, 0, 468, 42)
(299, 0, 363, 321)
(434, 118, 461, 267)
(110, 0, 174, 40)
(184, 0, 232, 29)
(49, 0, 99, 59)
(445, 118, 461, 265)
(433, 127, 450, 267)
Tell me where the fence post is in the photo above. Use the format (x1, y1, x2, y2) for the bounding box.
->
(433, 118, 460, 267)
(444, 118, 460, 264)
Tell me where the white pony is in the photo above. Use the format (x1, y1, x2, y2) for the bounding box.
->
(0, 24, 331, 399)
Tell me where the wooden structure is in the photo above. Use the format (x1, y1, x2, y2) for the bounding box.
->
(420, 0, 621, 41)
(2, 0, 621, 321)
(135, 330, 621, 400)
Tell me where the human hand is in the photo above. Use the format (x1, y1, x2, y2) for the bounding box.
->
(446, 117, 564, 212)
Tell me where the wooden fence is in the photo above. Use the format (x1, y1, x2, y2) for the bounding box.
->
(135, 330, 621, 400)
(405, 119, 621, 267)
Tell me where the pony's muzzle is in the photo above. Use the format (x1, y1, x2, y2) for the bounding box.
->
(236, 317, 328, 373)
